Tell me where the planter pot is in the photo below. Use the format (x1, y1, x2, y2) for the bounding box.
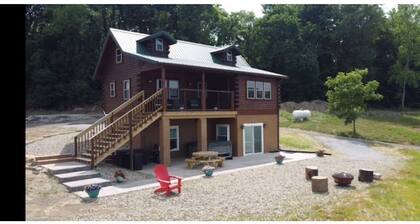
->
(86, 189, 100, 198)
(275, 156, 285, 164)
(116, 176, 125, 183)
(332, 172, 354, 186)
(203, 169, 214, 177)
(316, 151, 325, 157)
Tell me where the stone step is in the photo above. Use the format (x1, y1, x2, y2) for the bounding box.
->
(63, 177, 112, 192)
(42, 161, 90, 175)
(54, 170, 101, 183)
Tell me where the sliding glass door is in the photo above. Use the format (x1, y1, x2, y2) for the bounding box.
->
(243, 123, 264, 155)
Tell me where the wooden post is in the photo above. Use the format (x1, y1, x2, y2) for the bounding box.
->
(230, 92, 234, 110)
(161, 67, 167, 112)
(197, 118, 207, 151)
(159, 117, 171, 166)
(129, 112, 134, 170)
(311, 176, 328, 193)
(305, 166, 318, 180)
(74, 137, 78, 157)
(201, 71, 206, 111)
(359, 169, 374, 182)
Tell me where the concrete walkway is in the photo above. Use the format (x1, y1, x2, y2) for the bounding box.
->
(74, 151, 316, 199)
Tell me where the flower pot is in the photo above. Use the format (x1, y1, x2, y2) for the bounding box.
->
(87, 189, 100, 198)
(275, 156, 285, 164)
(316, 150, 325, 157)
(203, 169, 213, 177)
(116, 176, 125, 183)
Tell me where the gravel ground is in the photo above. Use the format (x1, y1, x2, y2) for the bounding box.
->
(26, 148, 406, 221)
(96, 162, 155, 182)
(26, 132, 77, 156)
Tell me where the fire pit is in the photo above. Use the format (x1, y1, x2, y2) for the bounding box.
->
(332, 172, 354, 186)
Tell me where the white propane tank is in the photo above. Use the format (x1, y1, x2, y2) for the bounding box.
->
(292, 109, 311, 121)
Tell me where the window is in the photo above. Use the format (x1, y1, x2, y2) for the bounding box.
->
(216, 124, 230, 141)
(170, 126, 179, 151)
(168, 80, 179, 99)
(115, 48, 122, 63)
(123, 80, 130, 100)
(256, 81, 264, 99)
(226, 51, 233, 61)
(155, 38, 164, 52)
(263, 82, 272, 99)
(247, 80, 255, 99)
(109, 82, 116, 98)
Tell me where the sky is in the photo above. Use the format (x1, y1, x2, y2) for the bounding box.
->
(221, 3, 398, 18)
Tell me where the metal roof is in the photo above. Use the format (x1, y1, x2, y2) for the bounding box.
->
(107, 28, 287, 78)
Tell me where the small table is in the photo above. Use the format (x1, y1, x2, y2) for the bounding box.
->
(192, 151, 218, 160)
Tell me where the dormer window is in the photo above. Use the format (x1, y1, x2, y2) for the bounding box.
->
(226, 51, 233, 61)
(115, 48, 122, 64)
(155, 38, 164, 52)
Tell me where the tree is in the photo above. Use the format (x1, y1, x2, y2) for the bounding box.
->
(389, 5, 420, 109)
(325, 69, 383, 134)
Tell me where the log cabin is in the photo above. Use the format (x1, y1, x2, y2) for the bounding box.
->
(75, 28, 288, 168)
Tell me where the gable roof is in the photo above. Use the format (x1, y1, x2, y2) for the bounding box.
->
(136, 31, 177, 45)
(93, 28, 287, 79)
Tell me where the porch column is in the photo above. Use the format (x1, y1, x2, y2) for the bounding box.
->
(161, 67, 167, 112)
(196, 117, 207, 151)
(201, 71, 206, 111)
(159, 117, 171, 166)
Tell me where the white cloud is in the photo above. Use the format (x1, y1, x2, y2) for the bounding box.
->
(221, 3, 264, 17)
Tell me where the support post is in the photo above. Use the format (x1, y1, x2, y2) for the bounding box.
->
(74, 137, 78, 157)
(129, 112, 134, 170)
(161, 67, 167, 112)
(159, 117, 171, 166)
(197, 118, 207, 151)
(201, 71, 206, 111)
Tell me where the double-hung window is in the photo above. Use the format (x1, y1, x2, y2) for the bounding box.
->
(263, 82, 272, 99)
(155, 38, 164, 52)
(226, 51, 233, 61)
(255, 81, 264, 99)
(109, 82, 116, 98)
(116, 48, 122, 63)
(247, 80, 255, 99)
(123, 80, 130, 100)
(216, 124, 230, 141)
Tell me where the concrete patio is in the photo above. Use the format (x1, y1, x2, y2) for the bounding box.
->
(74, 151, 316, 199)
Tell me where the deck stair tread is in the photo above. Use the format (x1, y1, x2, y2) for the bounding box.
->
(54, 170, 100, 183)
(63, 177, 112, 192)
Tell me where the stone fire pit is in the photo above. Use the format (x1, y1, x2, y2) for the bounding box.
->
(332, 172, 354, 186)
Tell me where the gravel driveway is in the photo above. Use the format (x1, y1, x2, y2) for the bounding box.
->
(27, 147, 404, 221)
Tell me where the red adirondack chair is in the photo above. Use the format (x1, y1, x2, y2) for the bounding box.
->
(153, 164, 182, 196)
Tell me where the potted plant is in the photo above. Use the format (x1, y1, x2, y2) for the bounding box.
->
(84, 184, 102, 198)
(316, 149, 325, 157)
(202, 165, 215, 177)
(114, 169, 126, 183)
(275, 153, 285, 164)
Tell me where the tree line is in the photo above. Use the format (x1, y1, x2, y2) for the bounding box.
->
(25, 5, 420, 110)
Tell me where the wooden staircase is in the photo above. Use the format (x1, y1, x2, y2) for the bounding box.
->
(74, 89, 164, 167)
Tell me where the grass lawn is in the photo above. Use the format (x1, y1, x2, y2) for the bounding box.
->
(285, 149, 420, 221)
(280, 110, 420, 145)
(280, 128, 328, 152)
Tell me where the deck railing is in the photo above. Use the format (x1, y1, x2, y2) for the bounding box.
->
(165, 88, 234, 111)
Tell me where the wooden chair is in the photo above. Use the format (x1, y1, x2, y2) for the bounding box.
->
(153, 164, 182, 196)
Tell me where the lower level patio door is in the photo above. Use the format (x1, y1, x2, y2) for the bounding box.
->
(243, 123, 264, 155)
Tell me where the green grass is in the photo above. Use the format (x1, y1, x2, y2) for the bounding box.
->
(280, 110, 420, 145)
(285, 149, 420, 220)
(280, 129, 328, 152)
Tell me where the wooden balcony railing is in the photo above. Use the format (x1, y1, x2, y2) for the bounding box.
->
(165, 88, 234, 111)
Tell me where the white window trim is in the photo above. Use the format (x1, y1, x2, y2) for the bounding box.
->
(242, 123, 264, 156)
(109, 82, 116, 98)
(263, 82, 272, 100)
(226, 51, 233, 61)
(123, 79, 130, 100)
(170, 125, 180, 151)
(115, 48, 122, 64)
(216, 124, 230, 141)
(155, 38, 164, 52)
(255, 81, 264, 99)
(247, 80, 255, 99)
